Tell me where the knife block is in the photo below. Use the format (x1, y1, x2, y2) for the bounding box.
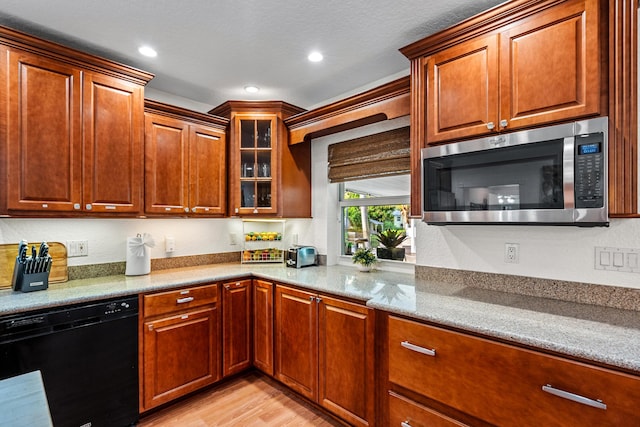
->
(11, 260, 49, 292)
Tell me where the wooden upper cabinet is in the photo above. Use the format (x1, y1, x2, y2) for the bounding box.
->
(426, 34, 499, 142)
(209, 101, 311, 218)
(189, 124, 226, 215)
(425, 0, 601, 145)
(6, 49, 82, 212)
(2, 26, 153, 216)
(83, 72, 144, 213)
(499, 0, 601, 130)
(144, 101, 228, 216)
(144, 114, 190, 214)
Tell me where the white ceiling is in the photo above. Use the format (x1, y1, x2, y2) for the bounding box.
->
(0, 0, 504, 112)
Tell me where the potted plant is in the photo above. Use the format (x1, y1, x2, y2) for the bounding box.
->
(352, 247, 376, 272)
(374, 229, 408, 261)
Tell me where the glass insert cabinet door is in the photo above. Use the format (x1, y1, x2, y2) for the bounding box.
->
(237, 116, 277, 214)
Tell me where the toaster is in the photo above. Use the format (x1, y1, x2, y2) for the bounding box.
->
(286, 246, 317, 268)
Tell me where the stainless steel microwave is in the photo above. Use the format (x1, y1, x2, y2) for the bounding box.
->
(422, 117, 608, 226)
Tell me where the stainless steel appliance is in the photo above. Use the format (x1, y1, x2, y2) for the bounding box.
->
(422, 117, 608, 225)
(286, 246, 317, 268)
(0, 296, 139, 427)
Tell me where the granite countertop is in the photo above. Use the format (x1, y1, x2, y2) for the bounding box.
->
(1, 263, 639, 374)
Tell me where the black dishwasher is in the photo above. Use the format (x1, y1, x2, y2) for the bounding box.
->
(0, 296, 139, 427)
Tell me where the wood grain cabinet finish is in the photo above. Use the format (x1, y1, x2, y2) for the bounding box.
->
(4, 46, 149, 215)
(387, 315, 640, 427)
(252, 279, 274, 375)
(140, 283, 220, 412)
(208, 101, 311, 218)
(426, 0, 601, 144)
(83, 72, 144, 213)
(389, 391, 469, 427)
(6, 48, 83, 213)
(275, 285, 375, 427)
(222, 279, 252, 377)
(144, 109, 226, 216)
(426, 34, 499, 143)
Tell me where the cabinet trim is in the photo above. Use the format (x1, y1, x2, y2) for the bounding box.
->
(285, 76, 410, 145)
(0, 25, 153, 85)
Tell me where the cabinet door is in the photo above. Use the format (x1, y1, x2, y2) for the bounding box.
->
(253, 279, 274, 375)
(222, 279, 252, 377)
(499, 0, 601, 130)
(142, 307, 220, 411)
(6, 49, 82, 212)
(83, 72, 144, 213)
(233, 115, 278, 215)
(426, 34, 499, 143)
(144, 113, 189, 214)
(274, 285, 317, 400)
(188, 124, 226, 215)
(318, 295, 375, 427)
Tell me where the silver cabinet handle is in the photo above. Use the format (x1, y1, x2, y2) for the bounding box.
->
(224, 284, 230, 290)
(542, 384, 607, 410)
(500, 119, 508, 128)
(177, 296, 194, 304)
(401, 422, 411, 427)
(310, 296, 315, 301)
(401, 341, 436, 357)
(316, 297, 322, 303)
(184, 207, 190, 213)
(487, 121, 495, 130)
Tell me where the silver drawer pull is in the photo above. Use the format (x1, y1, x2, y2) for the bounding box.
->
(176, 297, 195, 304)
(542, 384, 607, 410)
(401, 341, 436, 357)
(401, 421, 412, 427)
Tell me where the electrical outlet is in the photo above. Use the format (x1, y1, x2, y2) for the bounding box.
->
(165, 236, 175, 253)
(504, 243, 519, 264)
(67, 240, 89, 257)
(229, 233, 238, 245)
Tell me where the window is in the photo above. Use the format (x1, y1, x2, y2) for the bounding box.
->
(339, 174, 414, 263)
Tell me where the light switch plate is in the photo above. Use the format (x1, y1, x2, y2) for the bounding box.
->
(595, 246, 640, 273)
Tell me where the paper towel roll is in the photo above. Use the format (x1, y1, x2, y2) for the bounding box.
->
(125, 234, 154, 276)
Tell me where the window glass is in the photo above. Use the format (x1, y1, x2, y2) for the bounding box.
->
(339, 175, 414, 263)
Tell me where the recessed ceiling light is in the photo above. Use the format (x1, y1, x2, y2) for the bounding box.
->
(138, 46, 157, 58)
(244, 85, 260, 93)
(308, 51, 323, 62)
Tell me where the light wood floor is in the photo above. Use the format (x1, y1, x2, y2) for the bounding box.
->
(137, 372, 344, 426)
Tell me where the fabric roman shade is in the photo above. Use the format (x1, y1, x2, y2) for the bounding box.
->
(327, 126, 410, 183)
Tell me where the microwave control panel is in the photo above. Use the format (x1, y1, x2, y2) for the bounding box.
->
(575, 133, 604, 208)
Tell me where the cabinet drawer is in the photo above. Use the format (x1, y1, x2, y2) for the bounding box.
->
(388, 315, 640, 427)
(143, 283, 218, 318)
(389, 391, 468, 427)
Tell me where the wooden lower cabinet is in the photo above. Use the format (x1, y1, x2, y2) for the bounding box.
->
(252, 279, 274, 375)
(140, 284, 220, 412)
(389, 391, 469, 427)
(222, 279, 252, 377)
(387, 314, 640, 427)
(275, 285, 375, 427)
